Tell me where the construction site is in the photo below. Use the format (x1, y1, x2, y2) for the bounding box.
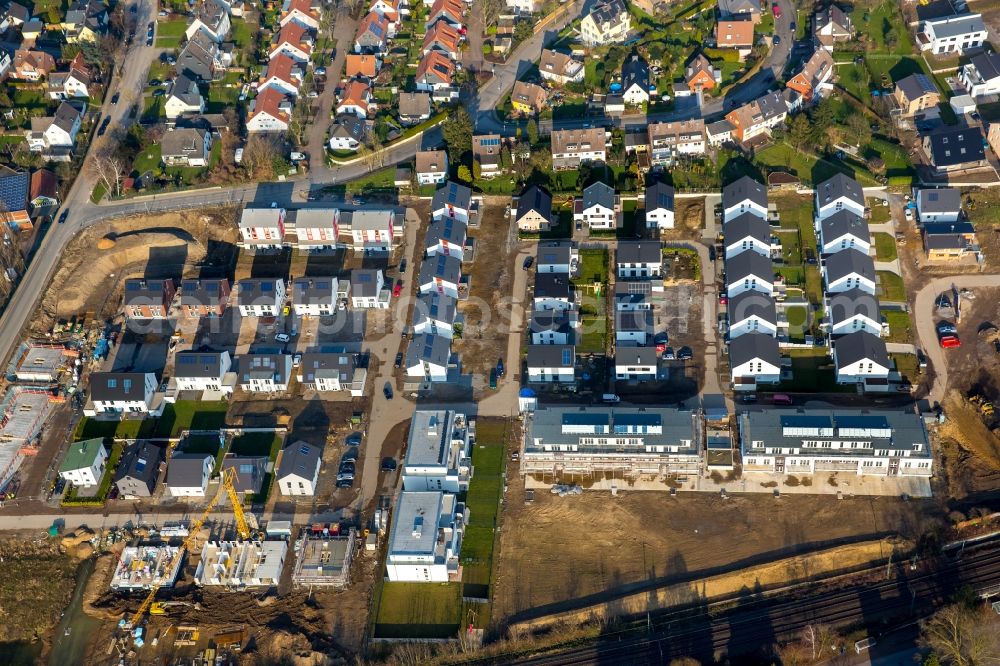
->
(110, 546, 183, 591)
(292, 527, 357, 588)
(0, 386, 59, 493)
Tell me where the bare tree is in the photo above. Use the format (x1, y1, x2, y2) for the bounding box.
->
(920, 603, 1000, 666)
(241, 134, 280, 180)
(90, 149, 127, 198)
(286, 97, 311, 147)
(481, 0, 504, 32)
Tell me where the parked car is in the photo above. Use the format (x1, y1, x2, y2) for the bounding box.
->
(399, 258, 407, 273)
(489, 368, 498, 390)
(663, 347, 675, 360)
(97, 117, 111, 136)
(677, 346, 693, 360)
(718, 294, 728, 305)
(393, 281, 402, 297)
(336, 478, 354, 488)
(275, 333, 290, 343)
(496, 357, 505, 377)
(345, 432, 362, 446)
(394, 352, 403, 368)
(772, 394, 793, 405)
(111, 92, 119, 104)
(293, 353, 302, 367)
(937, 321, 957, 335)
(904, 208, 913, 221)
(522, 256, 534, 270)
(57, 210, 69, 224)
(381, 457, 398, 472)
(772, 34, 780, 44)
(939, 335, 961, 348)
(315, 67, 326, 76)
(383, 382, 393, 399)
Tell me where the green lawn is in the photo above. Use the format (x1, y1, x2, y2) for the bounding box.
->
(142, 95, 165, 122)
(375, 582, 463, 638)
(9, 86, 49, 110)
(773, 194, 823, 305)
(755, 142, 878, 186)
(873, 233, 897, 261)
(61, 441, 123, 506)
(868, 200, 891, 224)
(572, 248, 608, 287)
(461, 419, 507, 592)
(577, 316, 608, 354)
(155, 18, 187, 47)
(773, 348, 853, 393)
(133, 143, 162, 176)
(852, 0, 913, 55)
(205, 81, 241, 113)
(229, 432, 284, 460)
(74, 401, 228, 441)
(230, 17, 253, 48)
(891, 352, 919, 384)
(882, 309, 913, 343)
(877, 271, 906, 302)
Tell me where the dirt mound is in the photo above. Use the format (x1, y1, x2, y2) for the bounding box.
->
(941, 391, 1000, 470)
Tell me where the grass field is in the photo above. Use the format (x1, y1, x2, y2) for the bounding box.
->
(461, 419, 508, 598)
(74, 401, 228, 441)
(132, 143, 162, 176)
(572, 248, 608, 287)
(873, 232, 898, 261)
(229, 432, 284, 460)
(755, 142, 878, 186)
(877, 271, 906, 302)
(774, 348, 853, 393)
(891, 352, 919, 384)
(774, 195, 823, 305)
(375, 582, 463, 638)
(155, 18, 187, 47)
(882, 309, 913, 344)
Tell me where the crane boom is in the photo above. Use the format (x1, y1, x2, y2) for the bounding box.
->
(125, 468, 248, 629)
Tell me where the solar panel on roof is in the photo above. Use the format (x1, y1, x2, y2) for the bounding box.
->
(929, 193, 938, 201)
(261, 282, 273, 292)
(562, 348, 572, 365)
(206, 282, 218, 291)
(299, 445, 310, 454)
(480, 137, 500, 147)
(780, 415, 830, 428)
(126, 282, 141, 290)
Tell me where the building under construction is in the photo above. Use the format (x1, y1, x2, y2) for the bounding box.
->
(11, 343, 77, 383)
(0, 386, 57, 490)
(195, 541, 287, 588)
(292, 528, 357, 588)
(110, 546, 184, 591)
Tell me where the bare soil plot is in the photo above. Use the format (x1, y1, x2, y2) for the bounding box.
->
(660, 197, 705, 241)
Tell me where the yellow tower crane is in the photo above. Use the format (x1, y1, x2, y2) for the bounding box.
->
(122, 468, 252, 632)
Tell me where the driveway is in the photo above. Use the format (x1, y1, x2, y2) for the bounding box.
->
(306, 4, 359, 177)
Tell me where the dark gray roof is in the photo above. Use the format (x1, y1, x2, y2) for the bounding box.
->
(924, 233, 969, 250)
(220, 455, 267, 493)
(926, 126, 985, 167)
(614, 279, 651, 304)
(166, 453, 211, 488)
(621, 53, 649, 93)
(418, 253, 461, 284)
(537, 241, 573, 266)
(237, 353, 290, 384)
(237, 278, 282, 305)
(816, 173, 864, 209)
(415, 291, 457, 323)
(529, 309, 572, 335)
(174, 351, 227, 378)
(277, 440, 321, 481)
(292, 277, 337, 305)
(350, 269, 383, 297)
(516, 185, 553, 224)
(820, 210, 868, 246)
(90, 372, 152, 402)
(169, 74, 202, 106)
(587, 0, 627, 27)
(425, 214, 468, 249)
(924, 221, 974, 235)
(298, 352, 356, 383)
(113, 442, 163, 492)
(406, 332, 451, 367)
(825, 248, 875, 283)
(617, 241, 661, 265)
(728, 289, 776, 325)
(527, 344, 575, 368)
(331, 113, 366, 141)
(724, 211, 770, 245)
(895, 73, 936, 101)
(0, 171, 29, 213)
(615, 347, 659, 366)
(707, 118, 735, 136)
(398, 91, 431, 117)
(431, 180, 472, 213)
(582, 181, 615, 211)
(728, 332, 780, 367)
(722, 175, 767, 212)
(180, 278, 229, 308)
(827, 288, 880, 326)
(123, 278, 172, 307)
(834, 330, 889, 367)
(917, 188, 961, 213)
(645, 180, 674, 212)
(968, 52, 1000, 83)
(178, 30, 219, 81)
(616, 309, 653, 332)
(726, 249, 773, 282)
(534, 272, 571, 299)
(53, 101, 81, 133)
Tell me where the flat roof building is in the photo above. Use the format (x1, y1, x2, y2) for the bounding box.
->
(402, 410, 473, 493)
(386, 491, 466, 583)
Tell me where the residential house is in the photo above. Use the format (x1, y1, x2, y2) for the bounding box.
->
(59, 438, 108, 488)
(422, 20, 461, 59)
(123, 278, 176, 319)
(258, 54, 304, 98)
(425, 215, 467, 260)
(186, 0, 231, 43)
(431, 180, 473, 222)
(511, 81, 547, 115)
(917, 13, 986, 55)
(786, 48, 835, 104)
(574, 181, 619, 230)
(727, 290, 777, 338)
(398, 91, 431, 126)
(472, 133, 503, 177)
(297, 353, 364, 394)
(63, 0, 107, 43)
(833, 331, 890, 385)
(706, 118, 735, 146)
(922, 126, 986, 174)
(621, 54, 650, 106)
(514, 185, 553, 232)
(328, 113, 366, 152)
(723, 212, 771, 259)
(813, 4, 853, 50)
(386, 491, 467, 582)
(46, 55, 90, 99)
(823, 248, 876, 294)
(280, 0, 321, 29)
(292, 277, 338, 315)
(343, 209, 397, 250)
(114, 442, 163, 497)
(717, 0, 759, 22)
(579, 0, 630, 45)
(815, 173, 865, 221)
(28, 169, 58, 216)
(0, 170, 29, 229)
(418, 253, 462, 299)
(539, 48, 584, 85)
(178, 31, 227, 82)
(89, 372, 159, 415)
(4, 1, 30, 28)
(271, 21, 314, 63)
(722, 175, 767, 222)
(685, 53, 720, 93)
(401, 410, 472, 493)
(164, 75, 205, 119)
(405, 333, 451, 381)
(614, 347, 658, 380)
(533, 272, 573, 311)
(729, 332, 781, 388)
(529, 309, 575, 345)
(292, 208, 341, 249)
(616, 241, 663, 279)
(715, 20, 754, 61)
(961, 51, 1000, 99)
(354, 11, 389, 54)
(526, 345, 575, 383)
(173, 351, 234, 395)
(648, 119, 706, 166)
(818, 210, 870, 256)
(725, 250, 773, 297)
(351, 268, 389, 308)
(551, 127, 607, 169)
(827, 289, 882, 337)
(12, 49, 54, 81)
(160, 128, 212, 167)
(238, 206, 286, 249)
(536, 241, 577, 274)
(916, 188, 962, 223)
(413, 292, 458, 338)
(615, 280, 652, 311)
(179, 278, 231, 318)
(415, 149, 449, 185)
(237, 278, 286, 316)
(724, 91, 788, 144)
(616, 309, 653, 345)
(923, 222, 978, 260)
(277, 441, 322, 495)
(415, 51, 456, 96)
(369, 0, 405, 25)
(164, 454, 214, 497)
(426, 0, 464, 29)
(345, 53, 380, 79)
(237, 353, 293, 392)
(336, 80, 372, 119)
(246, 88, 292, 133)
(644, 180, 675, 229)
(893, 73, 940, 117)
(220, 455, 267, 495)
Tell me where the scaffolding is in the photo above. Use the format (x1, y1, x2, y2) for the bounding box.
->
(0, 387, 55, 490)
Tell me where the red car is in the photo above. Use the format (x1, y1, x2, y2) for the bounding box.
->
(719, 294, 729, 305)
(772, 3, 781, 18)
(393, 281, 402, 297)
(939, 335, 961, 349)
